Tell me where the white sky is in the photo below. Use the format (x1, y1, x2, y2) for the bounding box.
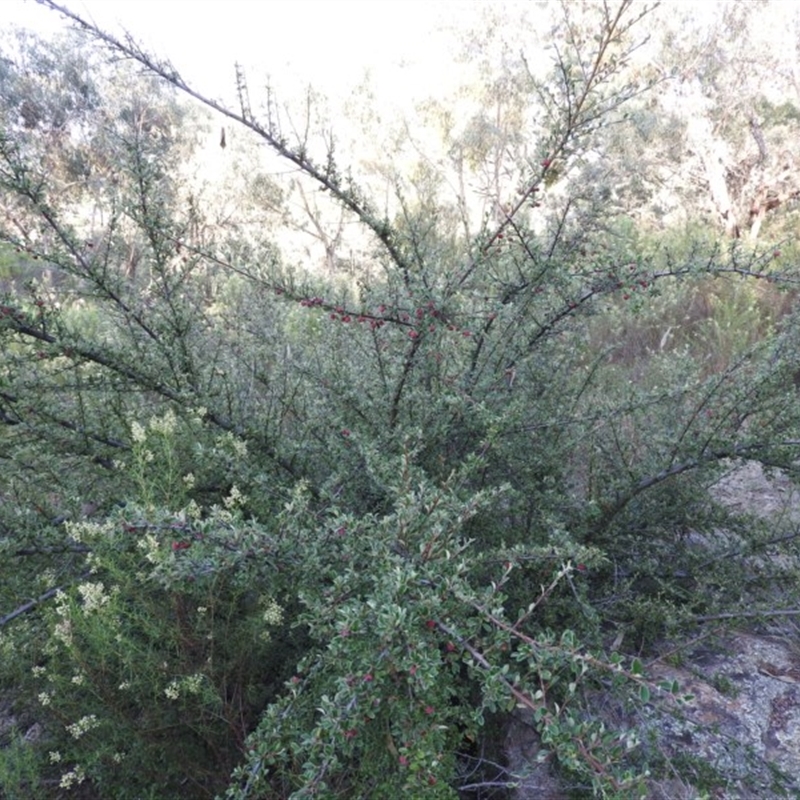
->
(1, 0, 482, 112)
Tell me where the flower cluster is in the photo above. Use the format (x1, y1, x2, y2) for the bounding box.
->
(164, 673, 205, 701)
(130, 420, 147, 444)
(223, 484, 246, 509)
(59, 765, 86, 789)
(137, 532, 161, 564)
(77, 581, 111, 613)
(261, 599, 283, 627)
(53, 617, 72, 646)
(148, 409, 178, 436)
(66, 714, 99, 740)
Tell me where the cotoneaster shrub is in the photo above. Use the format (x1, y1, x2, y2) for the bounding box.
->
(1, 3, 800, 798)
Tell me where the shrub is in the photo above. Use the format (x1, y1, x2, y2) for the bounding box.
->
(1, 2, 800, 798)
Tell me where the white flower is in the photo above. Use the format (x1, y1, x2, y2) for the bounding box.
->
(149, 409, 177, 436)
(185, 499, 202, 519)
(59, 766, 85, 789)
(38, 692, 52, 707)
(54, 618, 72, 645)
(164, 681, 180, 700)
(137, 533, 160, 564)
(66, 714, 99, 739)
(65, 521, 82, 543)
(54, 589, 69, 617)
(223, 485, 245, 509)
(262, 600, 284, 626)
(183, 472, 196, 489)
(130, 421, 147, 444)
(214, 509, 233, 524)
(78, 582, 110, 612)
(49, 751, 62, 763)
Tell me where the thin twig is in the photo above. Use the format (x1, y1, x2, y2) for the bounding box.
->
(0, 570, 91, 627)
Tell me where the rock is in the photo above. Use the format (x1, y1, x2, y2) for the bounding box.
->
(497, 635, 800, 797)
(642, 633, 800, 798)
(504, 710, 566, 799)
